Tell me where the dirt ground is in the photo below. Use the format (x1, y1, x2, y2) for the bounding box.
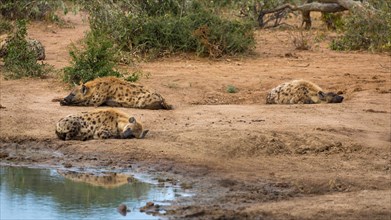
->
(0, 13, 390, 219)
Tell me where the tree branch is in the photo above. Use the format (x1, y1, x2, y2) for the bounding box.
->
(258, 2, 346, 29)
(315, 0, 363, 10)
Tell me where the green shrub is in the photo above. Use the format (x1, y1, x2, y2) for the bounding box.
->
(79, 0, 255, 58)
(3, 20, 50, 79)
(321, 12, 344, 30)
(189, 12, 255, 57)
(135, 0, 183, 17)
(226, 85, 238, 93)
(0, 18, 13, 34)
(330, 1, 391, 52)
(63, 31, 123, 85)
(0, 0, 67, 21)
(124, 70, 147, 82)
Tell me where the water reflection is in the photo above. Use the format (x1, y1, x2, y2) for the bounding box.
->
(57, 170, 136, 188)
(0, 166, 175, 220)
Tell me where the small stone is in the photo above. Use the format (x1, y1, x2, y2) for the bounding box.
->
(140, 201, 155, 212)
(63, 162, 72, 168)
(117, 204, 128, 216)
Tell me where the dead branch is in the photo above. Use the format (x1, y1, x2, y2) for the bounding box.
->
(315, 0, 364, 11)
(258, 0, 371, 29)
(293, 64, 310, 67)
(258, 2, 346, 29)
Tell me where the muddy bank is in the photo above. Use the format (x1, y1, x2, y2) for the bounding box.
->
(1, 130, 390, 219)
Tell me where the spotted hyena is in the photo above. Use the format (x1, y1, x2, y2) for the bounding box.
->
(0, 35, 45, 60)
(266, 79, 344, 104)
(55, 109, 149, 141)
(60, 77, 172, 110)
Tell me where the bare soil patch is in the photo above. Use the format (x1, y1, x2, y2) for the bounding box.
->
(1, 13, 390, 219)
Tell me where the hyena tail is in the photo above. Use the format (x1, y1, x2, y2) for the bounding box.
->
(161, 99, 173, 110)
(149, 93, 173, 110)
(156, 93, 173, 110)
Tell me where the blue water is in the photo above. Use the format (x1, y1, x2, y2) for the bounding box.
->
(0, 166, 181, 220)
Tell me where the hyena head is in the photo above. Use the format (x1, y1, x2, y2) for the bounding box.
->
(60, 84, 95, 106)
(318, 91, 344, 103)
(55, 116, 82, 141)
(121, 117, 149, 139)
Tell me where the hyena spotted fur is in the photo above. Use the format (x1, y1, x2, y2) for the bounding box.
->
(266, 79, 344, 104)
(0, 35, 45, 60)
(60, 77, 172, 110)
(55, 109, 148, 141)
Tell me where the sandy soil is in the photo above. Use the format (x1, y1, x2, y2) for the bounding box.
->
(1, 13, 390, 219)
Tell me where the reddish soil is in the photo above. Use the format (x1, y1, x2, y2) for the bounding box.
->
(1, 13, 390, 219)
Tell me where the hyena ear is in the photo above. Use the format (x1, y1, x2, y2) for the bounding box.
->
(140, 130, 149, 139)
(81, 84, 88, 95)
(318, 91, 325, 99)
(129, 117, 136, 123)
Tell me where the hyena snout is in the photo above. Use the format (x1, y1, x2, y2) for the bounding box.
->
(334, 95, 344, 103)
(328, 94, 344, 103)
(319, 91, 344, 103)
(60, 94, 75, 105)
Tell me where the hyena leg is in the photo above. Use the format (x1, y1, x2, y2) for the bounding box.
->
(64, 126, 81, 140)
(304, 99, 315, 104)
(94, 128, 113, 139)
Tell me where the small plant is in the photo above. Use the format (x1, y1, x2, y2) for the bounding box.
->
(3, 20, 51, 79)
(124, 70, 146, 82)
(314, 31, 327, 43)
(290, 30, 311, 50)
(166, 83, 179, 89)
(63, 31, 123, 85)
(226, 85, 238, 93)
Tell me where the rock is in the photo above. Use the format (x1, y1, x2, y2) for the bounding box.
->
(63, 162, 72, 168)
(140, 201, 156, 213)
(117, 204, 129, 216)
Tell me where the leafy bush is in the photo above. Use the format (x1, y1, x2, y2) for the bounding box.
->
(0, 0, 66, 21)
(134, 0, 183, 17)
(321, 12, 344, 30)
(0, 18, 13, 34)
(3, 20, 50, 79)
(63, 31, 123, 85)
(330, 1, 391, 52)
(78, 0, 255, 58)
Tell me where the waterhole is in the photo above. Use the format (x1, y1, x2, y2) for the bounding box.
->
(0, 166, 190, 219)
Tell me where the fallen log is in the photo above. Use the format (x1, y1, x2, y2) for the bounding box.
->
(258, 0, 374, 29)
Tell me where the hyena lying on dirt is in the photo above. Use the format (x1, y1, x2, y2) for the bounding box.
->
(266, 79, 344, 104)
(0, 35, 45, 60)
(56, 109, 148, 141)
(60, 77, 172, 110)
